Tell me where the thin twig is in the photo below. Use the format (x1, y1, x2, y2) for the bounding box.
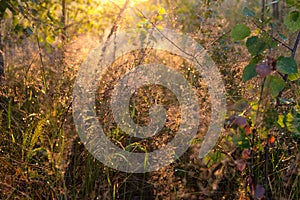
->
(252, 20, 293, 52)
(250, 2, 267, 198)
(35, 34, 47, 90)
(135, 9, 206, 59)
(56, 100, 73, 137)
(252, 77, 266, 168)
(0, 101, 23, 133)
(261, 0, 265, 27)
(291, 30, 300, 58)
(98, 0, 130, 66)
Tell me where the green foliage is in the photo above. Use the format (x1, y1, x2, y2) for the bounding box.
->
(285, 0, 300, 33)
(232, 130, 251, 148)
(278, 101, 300, 136)
(263, 108, 279, 129)
(231, 24, 251, 41)
(288, 72, 300, 81)
(229, 1, 300, 198)
(264, 75, 285, 98)
(286, 0, 300, 8)
(285, 10, 300, 32)
(246, 36, 267, 56)
(0, 0, 117, 51)
(242, 63, 257, 82)
(276, 56, 298, 74)
(23, 117, 48, 161)
(243, 7, 255, 17)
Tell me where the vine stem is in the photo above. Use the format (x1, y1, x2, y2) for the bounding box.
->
(252, 77, 266, 177)
(250, 1, 267, 198)
(291, 30, 300, 59)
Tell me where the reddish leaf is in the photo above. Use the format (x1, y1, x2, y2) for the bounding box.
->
(248, 176, 255, 196)
(242, 149, 251, 160)
(234, 116, 247, 128)
(244, 176, 255, 196)
(244, 124, 252, 135)
(256, 63, 272, 78)
(236, 159, 247, 171)
(267, 135, 275, 147)
(255, 184, 265, 199)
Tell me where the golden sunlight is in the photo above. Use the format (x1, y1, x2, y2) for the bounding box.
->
(99, 0, 149, 5)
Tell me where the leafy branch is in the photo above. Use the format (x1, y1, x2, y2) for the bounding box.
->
(230, 2, 300, 199)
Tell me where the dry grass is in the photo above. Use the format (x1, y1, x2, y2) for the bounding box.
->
(0, 16, 299, 200)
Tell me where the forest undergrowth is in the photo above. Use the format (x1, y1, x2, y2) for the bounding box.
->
(0, 0, 299, 199)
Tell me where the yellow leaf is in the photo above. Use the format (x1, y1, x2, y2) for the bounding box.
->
(158, 7, 166, 15)
(157, 25, 163, 30)
(156, 15, 163, 21)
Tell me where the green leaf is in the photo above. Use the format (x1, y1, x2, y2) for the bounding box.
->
(243, 7, 255, 17)
(278, 112, 300, 134)
(284, 11, 300, 32)
(277, 114, 286, 128)
(242, 63, 257, 82)
(278, 33, 287, 41)
(286, 0, 300, 9)
(250, 56, 263, 64)
(265, 75, 285, 97)
(246, 36, 267, 56)
(288, 73, 300, 81)
(286, 0, 296, 6)
(276, 56, 298, 74)
(14, 24, 24, 33)
(231, 24, 251, 41)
